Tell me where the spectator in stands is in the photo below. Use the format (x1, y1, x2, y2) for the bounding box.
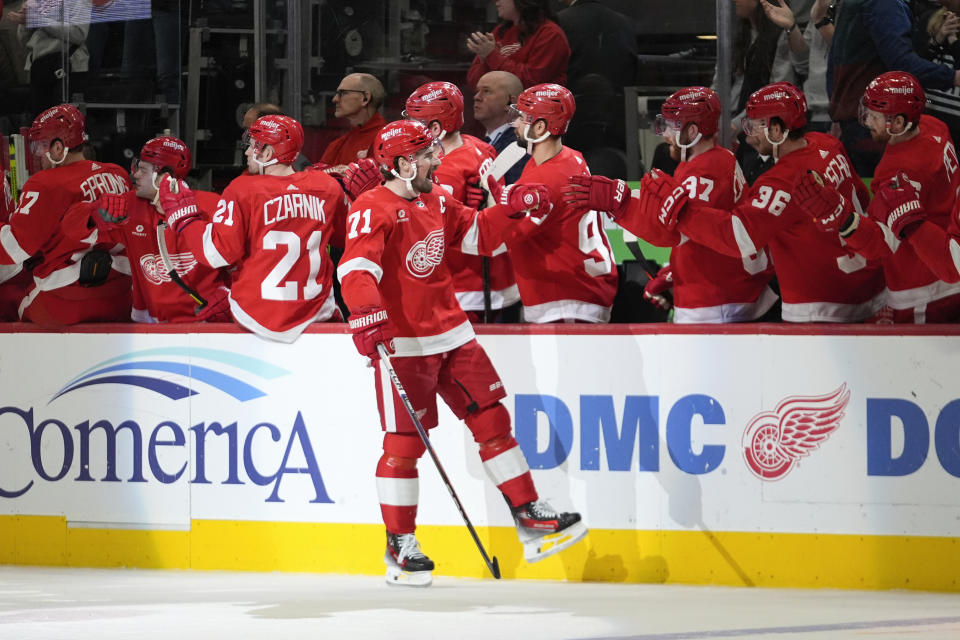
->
(8, 0, 91, 114)
(318, 72, 386, 174)
(472, 70, 529, 184)
(912, 1, 960, 144)
(827, 0, 960, 177)
(798, 0, 835, 132)
(121, 0, 181, 104)
(725, 0, 805, 183)
(466, 0, 570, 89)
(556, 0, 638, 92)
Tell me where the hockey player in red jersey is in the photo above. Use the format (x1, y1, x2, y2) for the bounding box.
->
(504, 83, 617, 323)
(339, 119, 586, 587)
(156, 115, 346, 342)
(62, 136, 231, 323)
(0, 104, 132, 325)
(404, 80, 520, 322)
(621, 83, 884, 322)
(565, 86, 778, 323)
(802, 72, 960, 323)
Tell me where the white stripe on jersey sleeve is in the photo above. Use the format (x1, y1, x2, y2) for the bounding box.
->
(111, 254, 132, 275)
(0, 225, 31, 264)
(878, 222, 901, 254)
(731, 214, 758, 258)
(202, 224, 230, 269)
(460, 214, 506, 256)
(950, 238, 960, 279)
(376, 476, 419, 507)
(337, 256, 384, 283)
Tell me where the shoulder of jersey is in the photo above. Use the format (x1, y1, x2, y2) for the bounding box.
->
(461, 134, 496, 156)
(293, 168, 342, 191)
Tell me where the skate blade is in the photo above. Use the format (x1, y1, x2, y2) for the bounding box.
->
(386, 564, 433, 587)
(523, 521, 588, 563)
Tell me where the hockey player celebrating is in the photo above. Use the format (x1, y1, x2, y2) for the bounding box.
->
(565, 86, 778, 323)
(338, 119, 587, 587)
(403, 80, 520, 322)
(619, 82, 885, 323)
(505, 83, 618, 323)
(802, 72, 960, 323)
(155, 114, 346, 342)
(62, 136, 232, 323)
(0, 104, 132, 325)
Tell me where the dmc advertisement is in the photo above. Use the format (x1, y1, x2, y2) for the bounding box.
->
(2, 330, 959, 541)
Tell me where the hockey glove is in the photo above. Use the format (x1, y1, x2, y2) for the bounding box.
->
(796, 171, 856, 236)
(94, 193, 129, 231)
(640, 169, 688, 230)
(343, 158, 382, 200)
(195, 286, 233, 322)
(158, 177, 202, 233)
(348, 306, 395, 361)
(562, 174, 630, 220)
(643, 265, 674, 311)
(486, 174, 551, 219)
(872, 171, 925, 239)
(463, 176, 486, 209)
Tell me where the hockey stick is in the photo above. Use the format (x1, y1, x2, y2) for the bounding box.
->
(156, 222, 208, 310)
(622, 228, 672, 306)
(376, 343, 502, 580)
(155, 176, 208, 311)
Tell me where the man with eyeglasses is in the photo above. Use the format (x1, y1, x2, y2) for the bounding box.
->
(317, 73, 387, 175)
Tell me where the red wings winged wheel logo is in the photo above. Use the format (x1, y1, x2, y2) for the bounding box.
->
(742, 384, 850, 480)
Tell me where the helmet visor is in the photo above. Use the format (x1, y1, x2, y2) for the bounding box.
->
(508, 104, 533, 124)
(654, 114, 683, 137)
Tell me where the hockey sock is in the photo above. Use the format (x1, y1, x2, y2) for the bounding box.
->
(376, 453, 419, 534)
(478, 435, 538, 507)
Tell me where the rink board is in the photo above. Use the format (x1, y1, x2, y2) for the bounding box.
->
(1, 324, 959, 591)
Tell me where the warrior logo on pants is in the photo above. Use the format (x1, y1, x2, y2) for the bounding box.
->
(406, 229, 444, 278)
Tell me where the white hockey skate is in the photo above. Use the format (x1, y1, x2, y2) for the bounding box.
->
(384, 532, 434, 587)
(511, 499, 588, 563)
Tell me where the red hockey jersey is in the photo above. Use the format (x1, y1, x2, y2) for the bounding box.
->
(339, 185, 524, 356)
(179, 170, 346, 342)
(843, 115, 960, 309)
(434, 134, 519, 312)
(63, 190, 230, 322)
(676, 134, 884, 322)
(509, 146, 618, 323)
(620, 146, 776, 322)
(0, 160, 131, 315)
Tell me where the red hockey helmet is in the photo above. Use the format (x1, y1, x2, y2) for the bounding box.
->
(139, 136, 192, 179)
(744, 82, 808, 132)
(862, 71, 925, 124)
(28, 103, 86, 148)
(514, 83, 576, 136)
(403, 81, 465, 135)
(373, 119, 439, 170)
(657, 86, 721, 137)
(246, 114, 304, 164)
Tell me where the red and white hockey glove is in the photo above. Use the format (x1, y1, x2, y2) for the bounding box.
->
(871, 171, 925, 239)
(342, 158, 382, 200)
(643, 265, 674, 311)
(486, 174, 551, 219)
(463, 176, 486, 209)
(348, 306, 395, 361)
(562, 174, 630, 220)
(158, 177, 202, 233)
(639, 169, 688, 230)
(94, 193, 129, 231)
(195, 286, 233, 322)
(796, 171, 856, 236)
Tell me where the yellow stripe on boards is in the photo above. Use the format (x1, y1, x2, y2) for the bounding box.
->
(1, 515, 958, 592)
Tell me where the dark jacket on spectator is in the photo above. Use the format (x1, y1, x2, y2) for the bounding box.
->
(828, 0, 955, 122)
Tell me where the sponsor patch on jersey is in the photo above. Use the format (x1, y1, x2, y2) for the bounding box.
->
(133, 224, 148, 238)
